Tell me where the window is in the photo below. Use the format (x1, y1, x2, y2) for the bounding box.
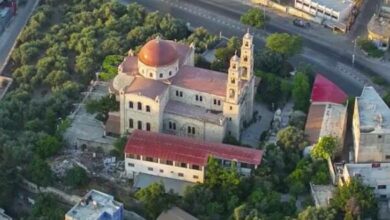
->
(178, 173, 184, 177)
(169, 122, 172, 129)
(169, 71, 172, 76)
(176, 90, 179, 96)
(128, 163, 134, 167)
(231, 78, 235, 84)
(149, 73, 153, 77)
(180, 162, 187, 168)
(145, 157, 153, 162)
(159, 73, 163, 78)
(166, 160, 173, 165)
(218, 100, 221, 105)
(378, 185, 386, 189)
(386, 155, 390, 160)
(192, 164, 200, 170)
(160, 169, 164, 173)
(187, 126, 191, 134)
(192, 127, 195, 134)
(187, 126, 195, 134)
(176, 90, 183, 97)
(180, 91, 183, 97)
(229, 117, 232, 121)
(199, 96, 203, 102)
(195, 95, 199, 101)
(129, 101, 133, 108)
(126, 154, 135, 159)
(173, 123, 176, 130)
(146, 123, 151, 131)
(214, 99, 217, 105)
(193, 175, 199, 179)
(378, 135, 382, 139)
(245, 42, 248, 47)
(168, 122, 176, 130)
(244, 56, 248, 62)
(129, 119, 133, 128)
(380, 195, 387, 199)
(137, 102, 142, 110)
(148, 167, 153, 171)
(230, 106, 233, 110)
(146, 105, 151, 112)
(138, 121, 142, 130)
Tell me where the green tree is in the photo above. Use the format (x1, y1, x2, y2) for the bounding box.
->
(211, 37, 241, 72)
(240, 8, 268, 28)
(34, 134, 62, 159)
(186, 27, 218, 53)
(266, 33, 302, 58)
(27, 157, 53, 187)
(64, 166, 89, 188)
(383, 91, 390, 107)
(292, 72, 311, 112)
(29, 193, 64, 220)
(332, 178, 378, 219)
(276, 126, 307, 151)
(311, 136, 338, 160)
(99, 55, 124, 81)
(298, 206, 337, 220)
(135, 182, 177, 219)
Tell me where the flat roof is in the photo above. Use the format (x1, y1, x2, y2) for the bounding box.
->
(345, 163, 390, 186)
(124, 130, 263, 166)
(310, 183, 335, 207)
(356, 86, 390, 132)
(305, 103, 347, 145)
(304, 0, 353, 12)
(164, 100, 225, 125)
(134, 173, 195, 196)
(368, 14, 390, 38)
(65, 190, 123, 220)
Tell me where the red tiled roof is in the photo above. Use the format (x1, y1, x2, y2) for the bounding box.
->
(311, 74, 348, 104)
(124, 130, 263, 166)
(173, 66, 228, 97)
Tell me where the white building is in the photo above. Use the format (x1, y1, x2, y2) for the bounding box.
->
(305, 74, 348, 155)
(65, 190, 124, 220)
(341, 163, 390, 199)
(124, 130, 263, 184)
(353, 87, 390, 163)
(0, 208, 12, 220)
(294, 0, 354, 22)
(107, 33, 256, 143)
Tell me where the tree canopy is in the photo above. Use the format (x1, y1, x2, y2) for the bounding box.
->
(240, 8, 268, 28)
(311, 136, 338, 160)
(266, 33, 302, 58)
(292, 71, 311, 112)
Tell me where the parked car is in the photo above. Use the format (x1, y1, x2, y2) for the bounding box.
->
(293, 19, 310, 28)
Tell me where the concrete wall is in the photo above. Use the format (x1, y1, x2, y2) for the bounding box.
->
(163, 112, 226, 142)
(125, 156, 205, 183)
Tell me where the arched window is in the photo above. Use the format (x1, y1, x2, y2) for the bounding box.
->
(146, 105, 151, 112)
(244, 56, 248, 62)
(146, 123, 151, 131)
(137, 102, 142, 110)
(229, 89, 235, 99)
(159, 73, 163, 78)
(245, 41, 249, 47)
(129, 119, 133, 128)
(149, 72, 153, 77)
(242, 67, 248, 77)
(231, 78, 235, 84)
(169, 71, 172, 76)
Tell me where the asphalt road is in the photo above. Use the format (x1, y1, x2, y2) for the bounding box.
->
(0, 0, 39, 75)
(124, 0, 364, 95)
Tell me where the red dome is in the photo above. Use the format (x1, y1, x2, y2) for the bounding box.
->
(138, 38, 178, 67)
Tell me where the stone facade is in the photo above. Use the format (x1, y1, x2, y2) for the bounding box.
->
(110, 33, 256, 142)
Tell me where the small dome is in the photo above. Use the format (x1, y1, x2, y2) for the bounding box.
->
(138, 37, 178, 67)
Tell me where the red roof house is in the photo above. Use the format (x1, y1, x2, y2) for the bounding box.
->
(311, 74, 348, 104)
(124, 130, 263, 167)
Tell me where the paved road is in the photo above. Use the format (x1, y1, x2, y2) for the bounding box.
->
(124, 0, 367, 95)
(0, 0, 39, 75)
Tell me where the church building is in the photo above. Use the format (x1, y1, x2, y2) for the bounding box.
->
(108, 32, 256, 142)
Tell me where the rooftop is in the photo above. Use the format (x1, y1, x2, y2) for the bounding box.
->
(125, 76, 168, 99)
(138, 37, 179, 67)
(164, 100, 225, 125)
(105, 112, 120, 135)
(0, 208, 12, 220)
(345, 163, 390, 186)
(306, 0, 353, 12)
(124, 130, 263, 166)
(157, 206, 198, 220)
(311, 74, 348, 104)
(310, 183, 335, 208)
(356, 86, 390, 133)
(173, 65, 229, 97)
(368, 14, 390, 38)
(65, 190, 123, 220)
(305, 103, 347, 145)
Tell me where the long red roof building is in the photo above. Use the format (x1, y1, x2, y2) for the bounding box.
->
(124, 130, 263, 167)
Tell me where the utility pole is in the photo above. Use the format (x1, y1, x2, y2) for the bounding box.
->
(263, 6, 266, 32)
(352, 38, 357, 65)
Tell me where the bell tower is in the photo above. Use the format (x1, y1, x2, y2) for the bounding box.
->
(240, 30, 254, 81)
(226, 53, 241, 104)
